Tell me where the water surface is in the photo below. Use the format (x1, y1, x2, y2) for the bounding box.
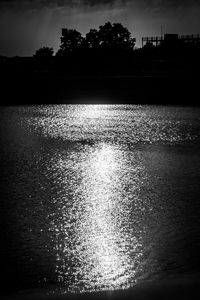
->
(1, 105, 200, 296)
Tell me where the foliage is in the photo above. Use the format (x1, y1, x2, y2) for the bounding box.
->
(57, 29, 83, 56)
(56, 22, 135, 55)
(34, 47, 54, 58)
(85, 29, 100, 49)
(98, 22, 135, 51)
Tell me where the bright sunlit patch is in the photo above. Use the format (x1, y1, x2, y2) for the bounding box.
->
(48, 140, 145, 293)
(90, 143, 117, 179)
(77, 105, 108, 120)
(80, 143, 128, 288)
(42, 105, 147, 293)
(74, 142, 143, 290)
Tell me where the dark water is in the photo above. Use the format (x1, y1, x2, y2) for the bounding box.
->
(0, 105, 200, 296)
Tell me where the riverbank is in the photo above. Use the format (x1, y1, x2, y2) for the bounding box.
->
(1, 54, 200, 105)
(1, 72, 199, 105)
(3, 277, 200, 300)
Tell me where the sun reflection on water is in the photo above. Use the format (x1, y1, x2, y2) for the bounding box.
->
(49, 141, 144, 293)
(2, 105, 200, 296)
(82, 144, 127, 288)
(76, 105, 108, 120)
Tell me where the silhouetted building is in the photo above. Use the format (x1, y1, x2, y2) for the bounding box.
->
(179, 34, 200, 45)
(142, 33, 200, 48)
(163, 34, 178, 44)
(142, 36, 163, 47)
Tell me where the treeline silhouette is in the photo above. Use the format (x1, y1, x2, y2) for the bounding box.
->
(31, 22, 137, 76)
(29, 22, 200, 76)
(1, 22, 200, 77)
(34, 22, 136, 58)
(1, 22, 200, 105)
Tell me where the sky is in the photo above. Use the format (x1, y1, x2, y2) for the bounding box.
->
(0, 0, 200, 56)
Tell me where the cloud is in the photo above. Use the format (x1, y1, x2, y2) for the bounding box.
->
(0, 0, 199, 8)
(0, 0, 199, 14)
(0, 0, 116, 9)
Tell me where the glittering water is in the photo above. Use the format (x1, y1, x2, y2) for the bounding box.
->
(1, 105, 200, 295)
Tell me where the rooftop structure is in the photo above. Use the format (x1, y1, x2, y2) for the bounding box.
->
(142, 33, 200, 47)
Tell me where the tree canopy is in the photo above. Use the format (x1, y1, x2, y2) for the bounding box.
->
(85, 29, 99, 49)
(57, 29, 83, 56)
(98, 22, 135, 51)
(56, 22, 135, 56)
(34, 47, 54, 58)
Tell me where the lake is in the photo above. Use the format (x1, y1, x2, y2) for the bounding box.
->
(1, 105, 200, 298)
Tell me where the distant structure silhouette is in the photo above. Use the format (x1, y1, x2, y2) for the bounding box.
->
(32, 24, 200, 59)
(142, 33, 200, 48)
(1, 22, 200, 105)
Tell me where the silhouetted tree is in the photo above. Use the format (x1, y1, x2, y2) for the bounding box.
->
(85, 29, 100, 49)
(56, 23, 135, 55)
(34, 47, 54, 58)
(98, 22, 135, 52)
(57, 29, 83, 56)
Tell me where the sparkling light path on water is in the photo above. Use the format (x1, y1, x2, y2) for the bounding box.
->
(50, 141, 144, 293)
(1, 105, 200, 296)
(45, 105, 147, 293)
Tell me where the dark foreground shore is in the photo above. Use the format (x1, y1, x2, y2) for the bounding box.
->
(3, 277, 200, 300)
(1, 73, 200, 106)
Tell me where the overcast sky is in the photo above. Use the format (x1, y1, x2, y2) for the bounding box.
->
(0, 0, 200, 56)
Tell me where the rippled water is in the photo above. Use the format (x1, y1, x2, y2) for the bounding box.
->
(1, 105, 200, 296)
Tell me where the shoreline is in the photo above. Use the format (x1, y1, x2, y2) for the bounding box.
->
(1, 69, 199, 105)
(3, 277, 200, 300)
